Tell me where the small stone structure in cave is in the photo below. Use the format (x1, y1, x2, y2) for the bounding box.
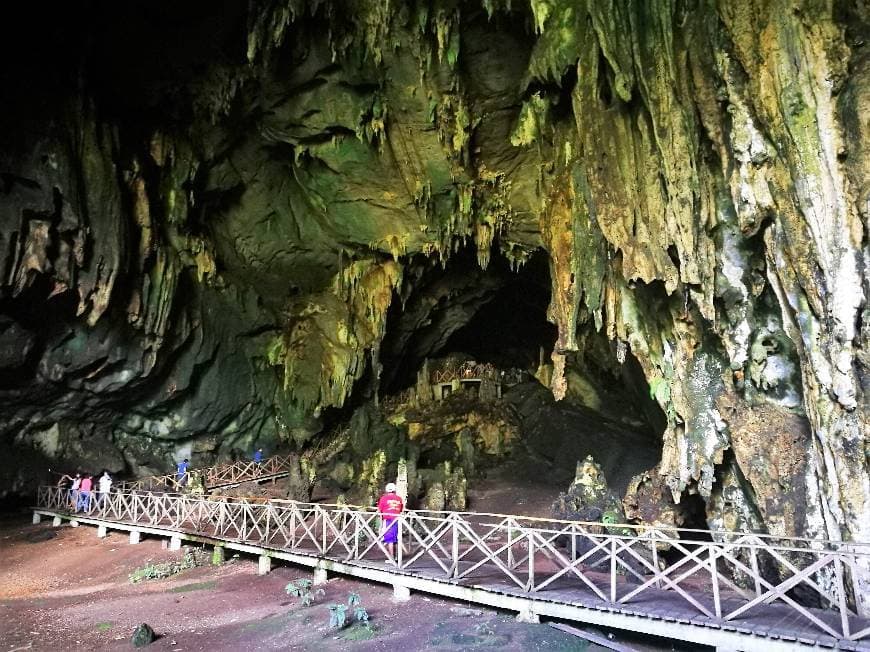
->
(0, 4, 867, 616)
(402, 356, 527, 404)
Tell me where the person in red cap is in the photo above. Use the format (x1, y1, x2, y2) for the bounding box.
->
(377, 482, 404, 561)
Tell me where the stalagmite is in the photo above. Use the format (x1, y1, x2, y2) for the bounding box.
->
(1, 0, 867, 612)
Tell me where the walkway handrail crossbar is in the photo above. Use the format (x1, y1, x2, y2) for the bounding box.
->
(35, 485, 870, 644)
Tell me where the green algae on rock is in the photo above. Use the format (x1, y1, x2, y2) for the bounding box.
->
(0, 0, 867, 612)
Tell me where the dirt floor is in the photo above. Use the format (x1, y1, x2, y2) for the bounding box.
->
(0, 514, 707, 652)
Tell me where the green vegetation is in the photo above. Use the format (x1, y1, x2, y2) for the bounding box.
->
(329, 591, 371, 630)
(128, 548, 210, 584)
(348, 591, 369, 623)
(328, 603, 348, 629)
(285, 578, 324, 607)
(340, 622, 381, 641)
(169, 580, 217, 593)
(95, 622, 113, 632)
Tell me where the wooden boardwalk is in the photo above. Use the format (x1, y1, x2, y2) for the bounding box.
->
(34, 487, 870, 651)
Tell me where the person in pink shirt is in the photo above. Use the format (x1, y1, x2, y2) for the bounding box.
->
(76, 474, 93, 512)
(377, 482, 404, 561)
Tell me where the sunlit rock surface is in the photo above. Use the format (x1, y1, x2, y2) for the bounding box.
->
(0, 0, 867, 607)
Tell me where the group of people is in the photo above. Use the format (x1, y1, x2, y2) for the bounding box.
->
(56, 460, 404, 564)
(56, 471, 113, 512)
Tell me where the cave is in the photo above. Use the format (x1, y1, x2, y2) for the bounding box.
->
(374, 245, 666, 498)
(430, 250, 556, 373)
(379, 247, 557, 393)
(1, 1, 869, 639)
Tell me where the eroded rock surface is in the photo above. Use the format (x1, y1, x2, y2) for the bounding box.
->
(0, 0, 867, 607)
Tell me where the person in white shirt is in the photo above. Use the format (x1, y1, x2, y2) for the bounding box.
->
(97, 471, 113, 508)
(69, 473, 81, 510)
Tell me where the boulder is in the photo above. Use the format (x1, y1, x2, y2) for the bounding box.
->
(131, 623, 155, 647)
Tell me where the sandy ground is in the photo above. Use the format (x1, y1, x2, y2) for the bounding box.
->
(0, 515, 705, 652)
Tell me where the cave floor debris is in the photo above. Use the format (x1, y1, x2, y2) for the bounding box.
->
(0, 517, 692, 651)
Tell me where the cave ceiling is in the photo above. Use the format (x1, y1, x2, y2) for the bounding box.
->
(0, 0, 868, 601)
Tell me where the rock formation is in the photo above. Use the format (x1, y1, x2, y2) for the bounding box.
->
(0, 0, 867, 608)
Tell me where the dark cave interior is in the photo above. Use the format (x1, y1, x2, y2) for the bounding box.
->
(370, 244, 667, 500)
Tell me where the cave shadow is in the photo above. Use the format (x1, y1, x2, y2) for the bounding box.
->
(376, 244, 666, 502)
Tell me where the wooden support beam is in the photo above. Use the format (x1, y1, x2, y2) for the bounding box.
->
(516, 609, 540, 624)
(548, 622, 636, 652)
(392, 584, 411, 602)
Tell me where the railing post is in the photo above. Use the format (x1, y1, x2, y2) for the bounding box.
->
(397, 516, 404, 568)
(571, 524, 577, 563)
(353, 511, 360, 560)
(320, 506, 327, 553)
(610, 538, 617, 602)
(451, 515, 459, 579)
(709, 545, 721, 619)
(508, 523, 515, 569)
(290, 505, 297, 548)
(750, 542, 762, 597)
(835, 552, 851, 639)
(651, 536, 661, 589)
(527, 531, 535, 591)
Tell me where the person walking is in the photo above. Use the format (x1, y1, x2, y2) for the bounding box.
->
(69, 473, 82, 510)
(377, 482, 404, 562)
(176, 458, 190, 488)
(97, 471, 112, 508)
(76, 474, 93, 512)
(253, 448, 263, 464)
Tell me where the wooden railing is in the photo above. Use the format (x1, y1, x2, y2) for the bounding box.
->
(113, 454, 297, 492)
(430, 363, 525, 386)
(432, 361, 499, 384)
(202, 454, 296, 488)
(35, 486, 870, 643)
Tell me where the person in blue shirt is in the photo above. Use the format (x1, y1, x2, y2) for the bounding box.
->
(176, 458, 189, 487)
(253, 448, 264, 464)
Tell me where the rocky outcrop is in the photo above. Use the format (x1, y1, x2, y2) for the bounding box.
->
(0, 0, 866, 605)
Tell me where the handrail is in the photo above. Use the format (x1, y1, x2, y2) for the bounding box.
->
(113, 454, 296, 492)
(259, 497, 870, 551)
(34, 485, 870, 643)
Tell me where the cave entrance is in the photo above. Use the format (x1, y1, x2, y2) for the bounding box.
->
(379, 246, 557, 391)
(377, 244, 665, 507)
